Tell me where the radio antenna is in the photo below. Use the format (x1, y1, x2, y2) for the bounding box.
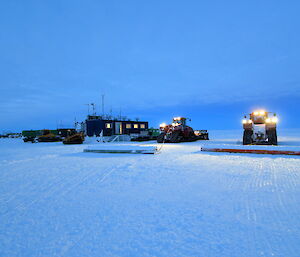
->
(101, 94, 105, 116)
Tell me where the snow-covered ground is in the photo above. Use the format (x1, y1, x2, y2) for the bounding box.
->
(1, 129, 300, 257)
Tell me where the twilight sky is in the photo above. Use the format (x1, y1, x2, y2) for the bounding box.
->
(1, 0, 300, 132)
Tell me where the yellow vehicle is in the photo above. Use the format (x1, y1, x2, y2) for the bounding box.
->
(37, 130, 62, 142)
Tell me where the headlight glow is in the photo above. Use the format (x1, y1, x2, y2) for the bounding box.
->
(254, 111, 259, 115)
(242, 119, 247, 124)
(272, 117, 278, 123)
(160, 123, 167, 128)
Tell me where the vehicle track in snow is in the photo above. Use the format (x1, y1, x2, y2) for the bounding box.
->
(1, 139, 300, 257)
(235, 158, 300, 257)
(175, 152, 300, 257)
(0, 155, 134, 219)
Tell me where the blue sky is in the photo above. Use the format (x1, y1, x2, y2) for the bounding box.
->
(1, 0, 300, 131)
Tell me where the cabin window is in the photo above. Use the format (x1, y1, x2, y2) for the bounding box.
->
(140, 124, 145, 129)
(106, 123, 112, 129)
(126, 124, 131, 129)
(134, 124, 139, 129)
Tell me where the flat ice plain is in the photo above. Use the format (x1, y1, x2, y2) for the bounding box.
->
(0, 129, 300, 257)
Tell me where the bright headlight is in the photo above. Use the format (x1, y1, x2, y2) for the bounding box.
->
(266, 118, 271, 123)
(259, 111, 265, 115)
(248, 120, 252, 124)
(254, 111, 259, 115)
(242, 119, 247, 124)
(160, 123, 166, 128)
(272, 117, 278, 123)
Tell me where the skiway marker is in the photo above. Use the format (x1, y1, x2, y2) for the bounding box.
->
(201, 147, 300, 156)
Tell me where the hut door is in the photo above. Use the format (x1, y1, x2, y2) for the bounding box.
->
(115, 122, 122, 134)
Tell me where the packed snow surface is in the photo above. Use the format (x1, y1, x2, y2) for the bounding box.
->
(1, 129, 300, 257)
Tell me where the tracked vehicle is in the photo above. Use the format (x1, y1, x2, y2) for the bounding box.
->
(157, 117, 209, 143)
(242, 110, 278, 145)
(63, 132, 85, 144)
(37, 130, 62, 142)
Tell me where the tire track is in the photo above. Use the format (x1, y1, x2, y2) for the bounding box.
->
(0, 161, 132, 219)
(46, 161, 137, 257)
(239, 158, 300, 257)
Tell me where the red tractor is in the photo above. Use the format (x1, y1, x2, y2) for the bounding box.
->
(157, 117, 209, 143)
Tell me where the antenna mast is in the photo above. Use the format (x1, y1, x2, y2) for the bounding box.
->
(101, 94, 105, 116)
(90, 103, 96, 116)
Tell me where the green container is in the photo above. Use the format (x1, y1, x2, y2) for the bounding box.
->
(22, 129, 58, 138)
(22, 130, 42, 138)
(39, 129, 59, 136)
(148, 128, 160, 137)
